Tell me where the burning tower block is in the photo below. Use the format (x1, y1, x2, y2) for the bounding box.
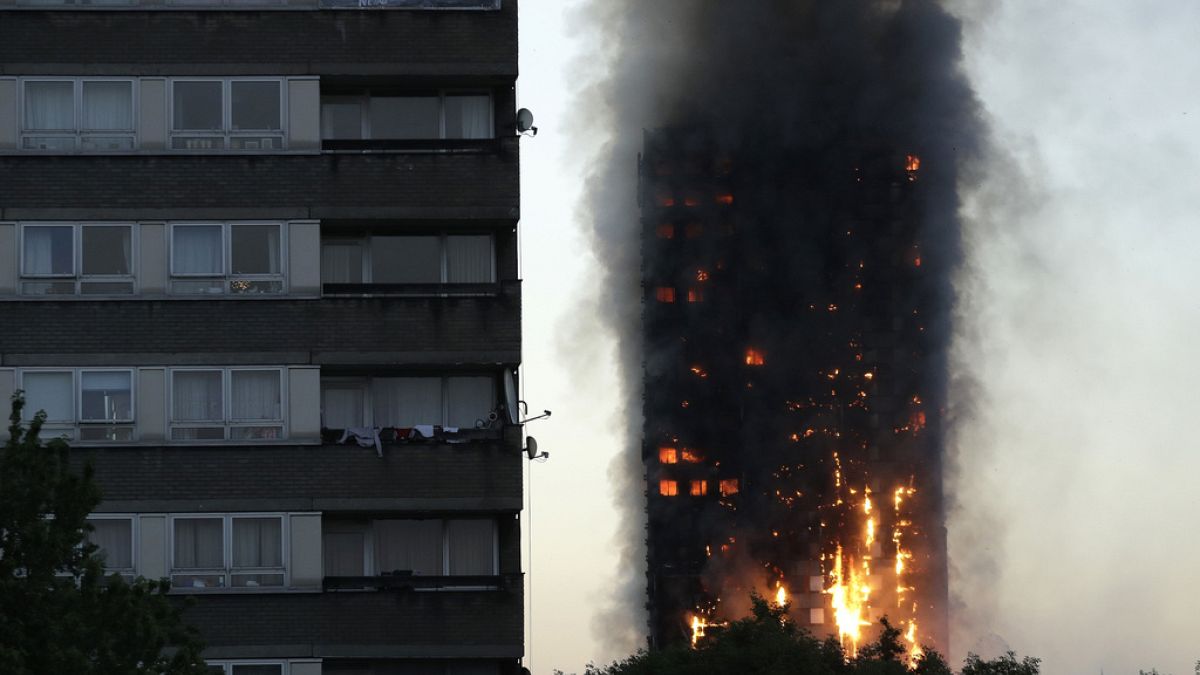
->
(640, 128, 949, 658)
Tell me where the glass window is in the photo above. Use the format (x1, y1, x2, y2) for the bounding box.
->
(321, 242, 364, 284)
(373, 378, 443, 427)
(230, 370, 281, 421)
(371, 236, 440, 283)
(86, 518, 133, 571)
(174, 81, 223, 131)
(173, 225, 224, 276)
(173, 517, 225, 588)
(21, 224, 134, 296)
(231, 666, 282, 675)
(230, 81, 281, 131)
(371, 96, 441, 139)
(375, 520, 443, 576)
(23, 225, 74, 277)
(172, 371, 224, 440)
(324, 529, 365, 576)
(231, 517, 283, 587)
(171, 224, 284, 295)
(447, 520, 494, 575)
(230, 225, 280, 276)
(445, 376, 494, 428)
(445, 235, 493, 283)
(24, 81, 74, 131)
(321, 101, 363, 140)
(23, 371, 74, 423)
(322, 384, 365, 430)
(81, 81, 133, 131)
(80, 371, 133, 422)
(81, 226, 132, 277)
(444, 95, 491, 139)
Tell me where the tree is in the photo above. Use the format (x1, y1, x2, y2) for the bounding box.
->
(563, 595, 1038, 675)
(0, 394, 210, 675)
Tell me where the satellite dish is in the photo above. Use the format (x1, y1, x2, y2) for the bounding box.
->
(525, 436, 539, 460)
(516, 108, 538, 136)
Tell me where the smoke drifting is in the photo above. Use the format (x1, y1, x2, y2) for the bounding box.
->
(569, 0, 987, 656)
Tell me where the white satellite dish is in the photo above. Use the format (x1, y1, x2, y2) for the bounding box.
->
(516, 108, 538, 136)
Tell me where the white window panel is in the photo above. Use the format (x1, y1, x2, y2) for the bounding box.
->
(445, 376, 495, 429)
(374, 519, 443, 576)
(19, 223, 135, 296)
(19, 368, 135, 442)
(170, 368, 286, 442)
(320, 91, 493, 141)
(20, 79, 135, 152)
(170, 223, 285, 296)
(446, 519, 496, 575)
(354, 518, 497, 577)
(371, 235, 441, 284)
(320, 242, 365, 284)
(321, 375, 497, 430)
(321, 234, 494, 287)
(171, 514, 287, 591)
(22, 370, 75, 425)
(85, 517, 135, 576)
(372, 377, 443, 427)
(170, 79, 285, 151)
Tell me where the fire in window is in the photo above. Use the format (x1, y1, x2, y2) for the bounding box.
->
(905, 154, 921, 181)
(714, 192, 734, 205)
(656, 223, 675, 239)
(690, 480, 708, 496)
(655, 190, 675, 207)
(655, 287, 676, 303)
(659, 480, 679, 497)
(745, 348, 765, 366)
(719, 479, 740, 496)
(681, 448, 703, 463)
(659, 447, 678, 464)
(686, 288, 704, 303)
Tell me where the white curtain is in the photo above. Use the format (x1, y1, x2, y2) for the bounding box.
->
(22, 371, 73, 422)
(173, 226, 223, 275)
(321, 243, 363, 284)
(445, 376, 494, 428)
(173, 371, 223, 421)
(232, 518, 281, 568)
(80, 371, 132, 421)
(323, 531, 365, 576)
(174, 518, 223, 569)
(373, 378, 442, 427)
(374, 520, 443, 576)
(25, 81, 73, 130)
(82, 81, 132, 130)
(447, 520, 494, 575)
(322, 386, 364, 429)
(231, 370, 280, 420)
(23, 226, 73, 276)
(445, 235, 493, 283)
(445, 95, 491, 139)
(87, 519, 133, 569)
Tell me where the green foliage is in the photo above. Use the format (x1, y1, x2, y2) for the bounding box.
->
(0, 394, 210, 675)
(568, 595, 1038, 675)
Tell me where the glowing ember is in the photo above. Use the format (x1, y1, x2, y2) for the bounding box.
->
(745, 348, 765, 366)
(774, 584, 788, 607)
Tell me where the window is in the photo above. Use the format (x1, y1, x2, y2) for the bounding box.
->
(170, 223, 284, 295)
(171, 79, 284, 150)
(321, 92, 492, 141)
(689, 480, 708, 496)
(20, 224, 135, 296)
(170, 368, 284, 441)
(19, 369, 134, 442)
(324, 518, 496, 578)
(321, 375, 496, 429)
(205, 662, 285, 675)
(659, 480, 678, 497)
(85, 517, 135, 579)
(321, 234, 494, 286)
(171, 515, 285, 590)
(21, 79, 135, 152)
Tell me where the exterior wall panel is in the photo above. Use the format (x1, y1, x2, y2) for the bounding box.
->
(287, 79, 321, 152)
(136, 368, 167, 441)
(138, 78, 167, 150)
(139, 514, 168, 579)
(289, 514, 323, 589)
(0, 222, 14, 293)
(0, 79, 14, 150)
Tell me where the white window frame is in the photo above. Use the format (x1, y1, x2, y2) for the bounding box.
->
(319, 374, 496, 429)
(18, 77, 138, 153)
(168, 513, 288, 592)
(17, 368, 137, 443)
(85, 515, 137, 580)
(320, 233, 495, 285)
(168, 222, 288, 295)
(326, 518, 498, 578)
(168, 78, 287, 151)
(320, 90, 494, 140)
(17, 222, 139, 296)
(169, 367, 287, 442)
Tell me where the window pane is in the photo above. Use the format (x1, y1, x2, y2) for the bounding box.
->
(321, 101, 363, 139)
(370, 96, 440, 139)
(81, 226, 132, 276)
(373, 378, 442, 427)
(230, 370, 281, 421)
(445, 376, 494, 429)
(447, 520, 494, 575)
(321, 243, 363, 284)
(25, 81, 74, 131)
(444, 95, 491, 139)
(23, 371, 73, 422)
(230, 225, 280, 275)
(445, 235, 492, 283)
(173, 518, 223, 569)
(230, 81, 281, 131)
(232, 518, 282, 568)
(322, 386, 364, 429)
(80, 371, 132, 422)
(371, 236, 440, 283)
(173, 226, 223, 275)
(375, 520, 443, 576)
(82, 81, 133, 131)
(23, 226, 74, 276)
(173, 371, 223, 422)
(324, 531, 365, 576)
(87, 519, 133, 570)
(174, 81, 223, 131)
(231, 666, 283, 675)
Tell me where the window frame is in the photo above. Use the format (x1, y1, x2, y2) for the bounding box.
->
(85, 515, 137, 580)
(17, 222, 139, 296)
(319, 374, 497, 430)
(168, 78, 287, 152)
(168, 513, 288, 592)
(320, 232, 495, 286)
(325, 517, 498, 579)
(17, 367, 137, 443)
(168, 367, 287, 442)
(18, 77, 138, 153)
(319, 89, 494, 141)
(168, 222, 288, 296)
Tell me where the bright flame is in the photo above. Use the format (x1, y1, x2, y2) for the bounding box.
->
(775, 584, 788, 607)
(825, 545, 871, 656)
(905, 621, 924, 668)
(690, 614, 706, 648)
(745, 348, 765, 366)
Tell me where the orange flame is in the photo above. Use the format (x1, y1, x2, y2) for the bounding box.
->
(745, 349, 765, 366)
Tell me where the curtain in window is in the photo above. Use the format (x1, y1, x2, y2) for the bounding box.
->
(80, 371, 133, 421)
(23, 226, 73, 276)
(444, 95, 492, 139)
(173, 371, 223, 422)
(22, 371, 74, 422)
(81, 226, 132, 276)
(445, 376, 495, 429)
(231, 370, 281, 420)
(173, 226, 223, 275)
(174, 518, 223, 569)
(374, 520, 443, 576)
(323, 531, 365, 576)
(447, 520, 494, 575)
(445, 235, 493, 283)
(373, 378, 442, 427)
(371, 236, 441, 284)
(82, 81, 132, 131)
(230, 225, 280, 275)
(322, 386, 364, 429)
(25, 81, 73, 130)
(321, 244, 363, 284)
(232, 518, 282, 568)
(87, 519, 133, 569)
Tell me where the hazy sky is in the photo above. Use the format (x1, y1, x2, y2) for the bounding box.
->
(517, 2, 1200, 674)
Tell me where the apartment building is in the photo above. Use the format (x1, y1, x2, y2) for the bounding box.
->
(0, 2, 524, 674)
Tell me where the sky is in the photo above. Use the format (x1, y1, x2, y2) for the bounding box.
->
(517, 2, 1200, 674)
